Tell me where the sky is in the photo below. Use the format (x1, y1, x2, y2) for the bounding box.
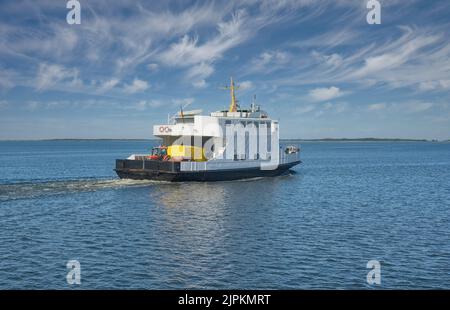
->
(0, 0, 449, 140)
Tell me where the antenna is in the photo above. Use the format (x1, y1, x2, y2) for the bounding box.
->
(168, 100, 193, 123)
(180, 105, 184, 123)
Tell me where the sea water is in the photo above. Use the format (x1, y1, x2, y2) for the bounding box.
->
(0, 140, 449, 289)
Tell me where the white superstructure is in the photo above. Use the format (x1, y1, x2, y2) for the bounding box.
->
(151, 78, 298, 172)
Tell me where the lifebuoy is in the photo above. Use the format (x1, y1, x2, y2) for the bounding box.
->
(159, 126, 172, 133)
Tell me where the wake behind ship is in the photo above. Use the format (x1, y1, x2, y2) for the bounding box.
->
(115, 78, 301, 181)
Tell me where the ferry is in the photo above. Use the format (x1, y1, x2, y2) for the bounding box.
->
(115, 78, 301, 181)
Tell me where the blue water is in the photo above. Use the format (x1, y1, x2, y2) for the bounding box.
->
(0, 140, 449, 289)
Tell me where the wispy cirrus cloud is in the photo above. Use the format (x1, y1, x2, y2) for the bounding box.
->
(185, 62, 215, 88)
(347, 29, 442, 79)
(36, 63, 81, 90)
(248, 50, 291, 74)
(158, 10, 248, 67)
(156, 9, 257, 86)
(257, 23, 450, 101)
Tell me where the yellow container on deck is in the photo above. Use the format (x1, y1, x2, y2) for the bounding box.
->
(168, 145, 206, 161)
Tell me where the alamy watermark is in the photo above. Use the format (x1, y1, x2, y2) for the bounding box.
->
(66, 0, 81, 25)
(63, 259, 381, 286)
(66, 1, 381, 26)
(66, 260, 81, 285)
(366, 260, 381, 285)
(367, 0, 381, 25)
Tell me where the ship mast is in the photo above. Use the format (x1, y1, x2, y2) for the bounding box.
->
(225, 77, 239, 112)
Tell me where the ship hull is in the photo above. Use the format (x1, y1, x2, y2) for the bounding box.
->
(115, 160, 301, 182)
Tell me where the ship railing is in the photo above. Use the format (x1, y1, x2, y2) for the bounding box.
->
(116, 158, 181, 172)
(279, 145, 301, 164)
(180, 161, 207, 172)
(129, 154, 148, 160)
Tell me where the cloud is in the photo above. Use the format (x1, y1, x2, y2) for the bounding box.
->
(321, 101, 348, 113)
(185, 62, 215, 88)
(296, 104, 316, 114)
(155, 10, 255, 87)
(346, 28, 443, 83)
(147, 63, 159, 72)
(186, 62, 214, 78)
(98, 78, 120, 92)
(186, 62, 215, 81)
(25, 101, 39, 111)
(368, 101, 435, 114)
(350, 36, 435, 78)
(309, 86, 343, 102)
(332, 102, 348, 113)
(269, 25, 450, 95)
(403, 101, 434, 113)
(0, 1, 330, 94)
(156, 4, 304, 85)
(102, 2, 232, 72)
(294, 28, 358, 49)
(135, 100, 163, 111)
(312, 51, 343, 67)
(134, 97, 195, 111)
(368, 103, 387, 111)
(0, 67, 20, 91)
(36, 63, 80, 90)
(0, 1, 238, 91)
(419, 80, 450, 91)
(172, 98, 194, 108)
(124, 78, 149, 93)
(249, 50, 291, 73)
(192, 79, 207, 89)
(3, 24, 79, 60)
(239, 80, 253, 90)
(158, 10, 248, 67)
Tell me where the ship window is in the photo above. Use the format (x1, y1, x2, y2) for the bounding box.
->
(175, 117, 194, 123)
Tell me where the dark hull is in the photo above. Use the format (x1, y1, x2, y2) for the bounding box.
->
(115, 160, 301, 182)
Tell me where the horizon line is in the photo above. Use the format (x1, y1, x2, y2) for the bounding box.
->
(0, 137, 447, 142)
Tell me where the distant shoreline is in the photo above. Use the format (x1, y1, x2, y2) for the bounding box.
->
(0, 138, 447, 142)
(286, 138, 436, 142)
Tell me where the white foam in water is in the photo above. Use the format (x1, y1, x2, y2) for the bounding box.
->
(0, 178, 169, 202)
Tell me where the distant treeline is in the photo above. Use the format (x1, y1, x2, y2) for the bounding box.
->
(282, 138, 434, 142)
